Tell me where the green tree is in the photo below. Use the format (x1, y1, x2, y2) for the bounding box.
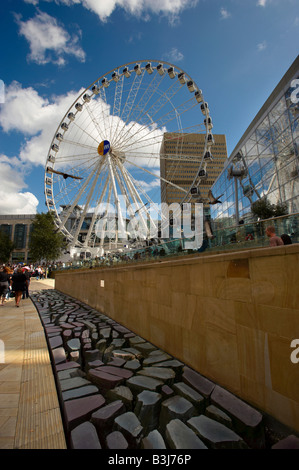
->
(0, 231, 15, 263)
(28, 212, 66, 265)
(251, 197, 288, 220)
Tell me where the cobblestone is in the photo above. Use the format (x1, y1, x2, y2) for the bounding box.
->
(30, 289, 298, 450)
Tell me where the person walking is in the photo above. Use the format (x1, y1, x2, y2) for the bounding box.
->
(22, 267, 31, 299)
(0, 266, 11, 306)
(11, 267, 28, 307)
(265, 225, 284, 247)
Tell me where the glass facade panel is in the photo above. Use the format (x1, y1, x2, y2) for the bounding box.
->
(0, 224, 12, 239)
(269, 96, 287, 125)
(210, 61, 299, 229)
(14, 224, 27, 249)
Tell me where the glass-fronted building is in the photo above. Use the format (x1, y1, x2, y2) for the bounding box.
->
(210, 56, 299, 231)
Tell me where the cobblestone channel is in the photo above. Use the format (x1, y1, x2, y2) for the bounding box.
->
(30, 289, 299, 450)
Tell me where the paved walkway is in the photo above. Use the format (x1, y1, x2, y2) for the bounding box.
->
(0, 278, 67, 449)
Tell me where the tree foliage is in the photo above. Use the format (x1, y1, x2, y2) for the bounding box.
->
(251, 197, 288, 220)
(0, 231, 15, 263)
(28, 212, 66, 263)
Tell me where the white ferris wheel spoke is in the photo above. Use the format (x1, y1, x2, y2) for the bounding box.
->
(45, 60, 212, 249)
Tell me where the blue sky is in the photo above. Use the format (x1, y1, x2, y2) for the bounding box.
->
(0, 0, 298, 215)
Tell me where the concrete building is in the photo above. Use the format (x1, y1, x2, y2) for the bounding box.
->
(0, 214, 35, 263)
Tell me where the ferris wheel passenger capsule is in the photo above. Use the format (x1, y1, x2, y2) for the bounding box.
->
(198, 169, 208, 179)
(68, 112, 75, 121)
(83, 93, 91, 102)
(75, 103, 83, 111)
(204, 151, 213, 161)
(134, 64, 142, 75)
(102, 78, 109, 88)
(145, 63, 153, 74)
(92, 85, 99, 94)
(51, 144, 59, 152)
(204, 117, 213, 129)
(187, 80, 195, 92)
(56, 133, 63, 141)
(112, 72, 119, 82)
(46, 177, 52, 185)
(195, 90, 203, 103)
(206, 133, 215, 146)
(48, 155, 55, 163)
(157, 64, 165, 75)
(123, 67, 131, 77)
(201, 102, 209, 114)
(178, 72, 186, 84)
(46, 188, 52, 197)
(168, 67, 176, 79)
(191, 187, 200, 196)
(61, 122, 68, 131)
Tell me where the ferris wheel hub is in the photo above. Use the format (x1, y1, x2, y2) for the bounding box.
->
(97, 140, 110, 156)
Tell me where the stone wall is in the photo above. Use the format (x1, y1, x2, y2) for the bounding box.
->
(55, 244, 299, 433)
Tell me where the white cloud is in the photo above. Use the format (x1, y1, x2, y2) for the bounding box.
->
(24, 0, 198, 23)
(16, 10, 85, 65)
(164, 47, 184, 63)
(257, 0, 268, 6)
(220, 7, 231, 19)
(0, 81, 84, 166)
(257, 40, 267, 51)
(0, 156, 39, 214)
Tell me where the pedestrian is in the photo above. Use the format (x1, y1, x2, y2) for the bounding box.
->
(265, 225, 284, 247)
(0, 266, 11, 306)
(22, 267, 31, 299)
(280, 233, 292, 245)
(11, 267, 28, 307)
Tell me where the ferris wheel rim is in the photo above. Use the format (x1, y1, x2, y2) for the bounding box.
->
(44, 59, 214, 249)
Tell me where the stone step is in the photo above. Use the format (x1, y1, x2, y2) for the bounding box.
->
(91, 400, 126, 434)
(64, 394, 106, 431)
(63, 385, 99, 401)
(159, 395, 196, 431)
(211, 385, 265, 449)
(165, 419, 208, 449)
(70, 422, 102, 449)
(113, 412, 143, 447)
(134, 390, 162, 433)
(187, 415, 248, 449)
(182, 366, 215, 399)
(142, 430, 167, 449)
(88, 369, 125, 390)
(106, 431, 129, 449)
(137, 367, 175, 385)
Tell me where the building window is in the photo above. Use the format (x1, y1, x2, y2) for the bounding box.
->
(14, 224, 27, 249)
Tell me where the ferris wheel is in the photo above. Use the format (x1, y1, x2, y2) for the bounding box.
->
(44, 60, 214, 256)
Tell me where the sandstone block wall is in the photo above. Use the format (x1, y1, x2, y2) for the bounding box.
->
(55, 244, 299, 432)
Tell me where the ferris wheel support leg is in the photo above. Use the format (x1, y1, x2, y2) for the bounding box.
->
(83, 174, 109, 248)
(117, 163, 149, 238)
(70, 161, 103, 248)
(107, 153, 127, 240)
(58, 165, 98, 235)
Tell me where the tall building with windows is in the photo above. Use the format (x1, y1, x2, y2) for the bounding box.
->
(0, 214, 35, 263)
(210, 55, 299, 230)
(160, 132, 228, 207)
